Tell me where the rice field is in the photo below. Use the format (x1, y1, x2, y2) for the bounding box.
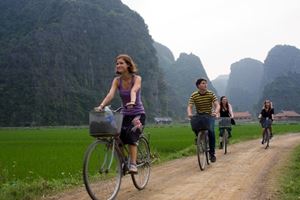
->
(1, 122, 299, 183)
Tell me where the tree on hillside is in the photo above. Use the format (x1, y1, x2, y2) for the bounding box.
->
(257, 73, 300, 114)
(0, 0, 166, 126)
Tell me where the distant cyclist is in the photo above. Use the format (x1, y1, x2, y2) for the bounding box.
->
(258, 99, 274, 142)
(95, 54, 145, 174)
(187, 78, 220, 162)
(218, 96, 234, 149)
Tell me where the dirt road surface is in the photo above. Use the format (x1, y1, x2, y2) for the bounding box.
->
(45, 133, 300, 200)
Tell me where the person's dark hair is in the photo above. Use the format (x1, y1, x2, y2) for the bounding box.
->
(220, 96, 229, 111)
(195, 78, 207, 87)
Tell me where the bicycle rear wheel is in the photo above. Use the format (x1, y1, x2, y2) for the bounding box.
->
(223, 129, 228, 154)
(131, 135, 151, 190)
(83, 139, 122, 200)
(197, 131, 207, 170)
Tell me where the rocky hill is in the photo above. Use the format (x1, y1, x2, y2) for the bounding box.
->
(226, 58, 263, 111)
(212, 75, 229, 97)
(257, 45, 300, 113)
(0, 0, 166, 126)
(154, 42, 217, 119)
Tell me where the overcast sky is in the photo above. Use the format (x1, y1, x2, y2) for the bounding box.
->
(121, 0, 300, 80)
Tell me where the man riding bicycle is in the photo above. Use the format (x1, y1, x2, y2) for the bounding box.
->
(187, 78, 220, 162)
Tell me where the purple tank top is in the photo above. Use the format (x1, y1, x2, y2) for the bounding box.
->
(118, 75, 145, 116)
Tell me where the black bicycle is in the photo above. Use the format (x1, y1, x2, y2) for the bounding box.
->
(191, 114, 211, 170)
(260, 117, 272, 149)
(83, 107, 151, 200)
(218, 117, 232, 154)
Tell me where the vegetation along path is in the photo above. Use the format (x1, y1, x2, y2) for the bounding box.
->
(45, 133, 300, 200)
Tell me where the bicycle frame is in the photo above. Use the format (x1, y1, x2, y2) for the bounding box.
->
(196, 129, 210, 171)
(261, 117, 272, 149)
(191, 113, 211, 171)
(262, 127, 270, 149)
(84, 106, 151, 200)
(113, 137, 132, 175)
(101, 138, 116, 173)
(218, 117, 231, 154)
(221, 129, 229, 154)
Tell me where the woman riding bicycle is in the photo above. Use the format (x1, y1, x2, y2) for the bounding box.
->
(95, 54, 146, 174)
(218, 96, 234, 149)
(258, 99, 274, 143)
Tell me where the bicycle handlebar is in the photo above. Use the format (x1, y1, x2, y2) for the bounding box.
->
(93, 105, 123, 113)
(94, 105, 136, 113)
(112, 107, 123, 113)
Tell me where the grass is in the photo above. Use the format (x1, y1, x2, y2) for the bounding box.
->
(0, 127, 92, 200)
(0, 127, 92, 181)
(146, 125, 193, 161)
(0, 122, 300, 199)
(277, 144, 300, 200)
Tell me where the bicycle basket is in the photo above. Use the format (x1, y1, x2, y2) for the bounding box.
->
(219, 118, 231, 128)
(89, 111, 123, 137)
(190, 114, 210, 132)
(261, 118, 272, 128)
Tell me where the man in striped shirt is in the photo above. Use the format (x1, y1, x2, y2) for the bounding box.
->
(187, 78, 219, 162)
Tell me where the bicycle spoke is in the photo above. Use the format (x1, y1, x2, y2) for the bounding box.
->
(132, 136, 151, 190)
(223, 130, 228, 154)
(205, 133, 210, 165)
(83, 140, 122, 200)
(265, 129, 270, 149)
(197, 131, 207, 170)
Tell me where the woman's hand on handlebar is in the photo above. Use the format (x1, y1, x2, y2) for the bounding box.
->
(94, 104, 104, 112)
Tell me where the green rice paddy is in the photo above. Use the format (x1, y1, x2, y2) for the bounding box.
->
(0, 122, 299, 199)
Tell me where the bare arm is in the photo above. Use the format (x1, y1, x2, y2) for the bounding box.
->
(212, 100, 220, 117)
(95, 77, 118, 110)
(126, 75, 141, 107)
(187, 104, 193, 119)
(258, 114, 262, 119)
(228, 103, 234, 118)
(258, 109, 262, 118)
(215, 102, 220, 116)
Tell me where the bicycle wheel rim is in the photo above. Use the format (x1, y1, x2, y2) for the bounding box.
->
(132, 136, 151, 190)
(262, 130, 266, 144)
(83, 140, 122, 200)
(205, 133, 210, 165)
(197, 131, 206, 170)
(223, 130, 228, 154)
(265, 129, 270, 149)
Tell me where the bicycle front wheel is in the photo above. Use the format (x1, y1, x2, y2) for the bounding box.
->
(264, 129, 270, 149)
(223, 129, 228, 154)
(197, 131, 206, 170)
(205, 132, 210, 165)
(131, 135, 151, 190)
(83, 139, 122, 200)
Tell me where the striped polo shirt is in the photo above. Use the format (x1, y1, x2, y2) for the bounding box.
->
(188, 90, 217, 114)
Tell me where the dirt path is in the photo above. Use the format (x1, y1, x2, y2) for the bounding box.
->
(45, 133, 300, 200)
